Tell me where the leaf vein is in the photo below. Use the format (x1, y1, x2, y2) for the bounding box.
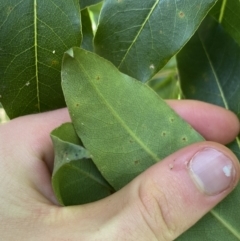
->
(198, 33, 230, 110)
(117, 0, 160, 69)
(219, 0, 228, 23)
(75, 57, 159, 162)
(34, 0, 40, 112)
(211, 209, 240, 239)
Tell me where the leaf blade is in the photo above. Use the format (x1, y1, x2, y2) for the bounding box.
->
(81, 8, 94, 52)
(210, 0, 240, 46)
(0, 0, 82, 118)
(62, 47, 204, 190)
(94, 0, 217, 82)
(177, 16, 240, 157)
(51, 123, 113, 206)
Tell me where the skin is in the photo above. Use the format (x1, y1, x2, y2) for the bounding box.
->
(0, 100, 239, 241)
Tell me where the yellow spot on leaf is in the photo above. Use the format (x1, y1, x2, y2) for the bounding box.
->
(51, 59, 59, 66)
(178, 11, 185, 18)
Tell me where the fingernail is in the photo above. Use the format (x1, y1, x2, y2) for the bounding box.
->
(188, 148, 236, 195)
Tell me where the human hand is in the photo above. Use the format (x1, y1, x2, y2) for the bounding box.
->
(0, 100, 239, 241)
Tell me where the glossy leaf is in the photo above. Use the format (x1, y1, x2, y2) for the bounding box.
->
(177, 16, 240, 240)
(177, 16, 240, 158)
(94, 0, 217, 82)
(81, 8, 94, 52)
(79, 0, 102, 10)
(177, 16, 240, 108)
(210, 0, 240, 46)
(61, 47, 204, 190)
(0, 0, 82, 119)
(51, 123, 114, 206)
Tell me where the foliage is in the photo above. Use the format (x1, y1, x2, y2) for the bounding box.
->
(0, 0, 239, 240)
(51, 122, 114, 205)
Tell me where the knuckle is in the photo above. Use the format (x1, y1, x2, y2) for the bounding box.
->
(138, 179, 177, 241)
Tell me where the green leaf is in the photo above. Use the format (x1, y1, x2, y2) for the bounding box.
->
(0, 0, 82, 119)
(177, 185, 240, 241)
(79, 0, 102, 10)
(61, 47, 204, 190)
(176, 16, 240, 240)
(210, 0, 240, 46)
(177, 16, 240, 158)
(81, 8, 94, 52)
(178, 14, 240, 107)
(227, 136, 240, 160)
(51, 123, 114, 206)
(94, 0, 217, 82)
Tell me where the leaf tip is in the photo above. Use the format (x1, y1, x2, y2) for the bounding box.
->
(65, 48, 74, 58)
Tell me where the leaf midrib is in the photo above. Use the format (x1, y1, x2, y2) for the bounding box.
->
(211, 209, 240, 239)
(74, 53, 160, 162)
(199, 31, 240, 150)
(65, 164, 112, 190)
(117, 0, 160, 69)
(198, 32, 229, 110)
(219, 0, 228, 23)
(34, 0, 40, 112)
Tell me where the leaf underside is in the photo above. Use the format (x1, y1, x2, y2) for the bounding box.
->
(61, 47, 204, 190)
(51, 123, 113, 206)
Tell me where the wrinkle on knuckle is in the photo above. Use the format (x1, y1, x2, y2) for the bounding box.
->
(137, 179, 177, 241)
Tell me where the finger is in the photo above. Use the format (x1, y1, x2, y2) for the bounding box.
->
(58, 142, 239, 240)
(0, 108, 71, 204)
(167, 100, 240, 144)
(0, 108, 70, 170)
(1, 101, 238, 189)
(1, 101, 238, 205)
(3, 100, 239, 170)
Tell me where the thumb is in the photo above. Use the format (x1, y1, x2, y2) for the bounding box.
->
(62, 142, 239, 241)
(115, 142, 239, 241)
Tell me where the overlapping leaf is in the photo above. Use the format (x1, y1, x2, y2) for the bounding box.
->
(61, 47, 204, 190)
(210, 0, 240, 46)
(0, 0, 82, 118)
(51, 123, 114, 206)
(177, 16, 240, 240)
(94, 0, 217, 82)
